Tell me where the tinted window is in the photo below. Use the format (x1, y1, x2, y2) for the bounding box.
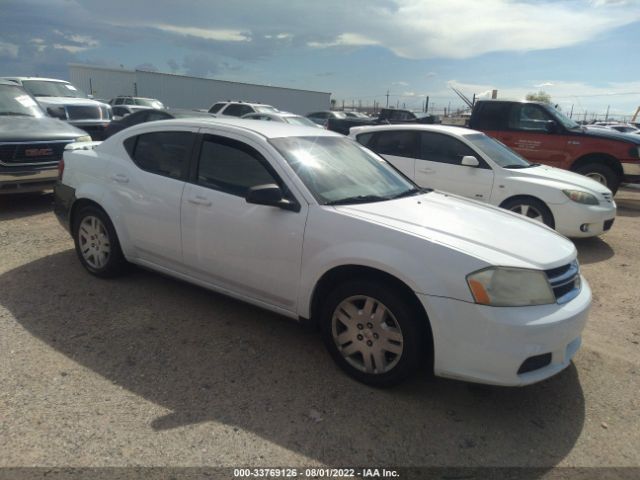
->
(355, 132, 374, 147)
(419, 132, 478, 165)
(371, 130, 418, 158)
(508, 104, 553, 131)
(130, 131, 194, 179)
(124, 98, 134, 105)
(209, 102, 226, 113)
(223, 104, 253, 117)
(114, 98, 124, 105)
(197, 135, 277, 197)
(472, 102, 510, 130)
(112, 106, 129, 116)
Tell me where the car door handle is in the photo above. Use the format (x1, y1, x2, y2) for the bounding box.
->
(188, 195, 212, 207)
(110, 173, 129, 183)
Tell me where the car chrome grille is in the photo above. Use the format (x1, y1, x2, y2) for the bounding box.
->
(0, 140, 73, 166)
(66, 105, 106, 120)
(545, 260, 581, 304)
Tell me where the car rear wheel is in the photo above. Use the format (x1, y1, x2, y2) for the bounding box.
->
(501, 197, 555, 229)
(320, 279, 426, 387)
(574, 163, 619, 194)
(73, 205, 127, 278)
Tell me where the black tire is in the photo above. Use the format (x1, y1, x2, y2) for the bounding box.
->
(573, 162, 620, 194)
(72, 205, 128, 278)
(501, 197, 555, 229)
(320, 279, 427, 387)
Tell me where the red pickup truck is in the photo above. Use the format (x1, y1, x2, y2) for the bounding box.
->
(468, 100, 640, 193)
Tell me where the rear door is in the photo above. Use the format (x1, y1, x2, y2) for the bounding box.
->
(109, 128, 197, 269)
(415, 132, 494, 201)
(180, 132, 307, 311)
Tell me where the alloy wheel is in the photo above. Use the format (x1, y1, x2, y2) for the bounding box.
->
(331, 295, 404, 374)
(509, 204, 544, 222)
(78, 215, 111, 269)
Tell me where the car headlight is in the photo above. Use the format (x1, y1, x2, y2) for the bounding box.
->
(466, 267, 555, 307)
(563, 189, 599, 205)
(74, 135, 92, 143)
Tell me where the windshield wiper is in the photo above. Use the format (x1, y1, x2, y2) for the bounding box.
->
(325, 194, 389, 206)
(388, 187, 431, 199)
(0, 112, 31, 116)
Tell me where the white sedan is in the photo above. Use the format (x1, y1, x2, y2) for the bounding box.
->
(350, 124, 616, 237)
(54, 118, 590, 387)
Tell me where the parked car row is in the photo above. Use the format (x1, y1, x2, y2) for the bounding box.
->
(54, 117, 591, 388)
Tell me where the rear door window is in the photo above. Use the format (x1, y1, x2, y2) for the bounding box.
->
(127, 131, 195, 180)
(370, 130, 418, 158)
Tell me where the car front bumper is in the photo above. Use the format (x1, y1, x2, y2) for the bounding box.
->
(417, 277, 591, 386)
(0, 167, 58, 194)
(551, 200, 617, 238)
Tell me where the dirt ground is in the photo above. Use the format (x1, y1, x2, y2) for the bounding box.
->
(0, 188, 638, 472)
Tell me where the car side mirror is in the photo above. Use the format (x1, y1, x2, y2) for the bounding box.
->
(47, 106, 67, 120)
(461, 155, 480, 167)
(545, 120, 558, 133)
(246, 184, 300, 212)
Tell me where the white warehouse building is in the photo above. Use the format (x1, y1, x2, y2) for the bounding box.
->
(68, 63, 331, 115)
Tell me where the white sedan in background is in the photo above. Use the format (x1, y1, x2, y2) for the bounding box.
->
(350, 125, 616, 237)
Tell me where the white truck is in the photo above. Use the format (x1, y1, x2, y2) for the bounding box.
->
(3, 77, 112, 140)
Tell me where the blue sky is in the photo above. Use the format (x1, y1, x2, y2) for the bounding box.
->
(1, 0, 640, 117)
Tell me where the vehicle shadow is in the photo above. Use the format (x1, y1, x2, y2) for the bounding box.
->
(0, 191, 54, 221)
(0, 250, 586, 469)
(573, 237, 615, 265)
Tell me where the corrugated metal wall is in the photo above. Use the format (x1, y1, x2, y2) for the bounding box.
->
(69, 64, 136, 101)
(68, 64, 330, 115)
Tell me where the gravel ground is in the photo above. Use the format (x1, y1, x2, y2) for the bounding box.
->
(0, 188, 638, 472)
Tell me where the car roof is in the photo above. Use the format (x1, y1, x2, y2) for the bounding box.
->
(0, 79, 23, 86)
(351, 124, 477, 136)
(127, 117, 341, 139)
(3, 77, 70, 83)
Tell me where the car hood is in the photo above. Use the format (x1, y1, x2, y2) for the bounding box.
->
(506, 164, 612, 195)
(36, 97, 110, 108)
(0, 116, 86, 141)
(578, 126, 640, 145)
(335, 191, 576, 269)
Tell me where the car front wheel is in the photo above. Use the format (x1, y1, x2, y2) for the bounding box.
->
(501, 197, 555, 229)
(320, 279, 426, 387)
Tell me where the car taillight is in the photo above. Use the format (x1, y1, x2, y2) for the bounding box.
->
(57, 158, 64, 180)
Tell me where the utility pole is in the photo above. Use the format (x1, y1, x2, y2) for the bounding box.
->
(472, 93, 476, 107)
(605, 105, 610, 122)
(386, 90, 390, 108)
(425, 96, 429, 114)
(569, 104, 574, 119)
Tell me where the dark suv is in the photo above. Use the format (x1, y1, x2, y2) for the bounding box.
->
(0, 80, 90, 193)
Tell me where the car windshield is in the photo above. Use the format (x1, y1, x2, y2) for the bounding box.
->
(541, 104, 579, 130)
(135, 98, 164, 108)
(270, 136, 420, 205)
(21, 80, 88, 99)
(285, 116, 318, 127)
(332, 112, 347, 119)
(0, 85, 45, 117)
(465, 133, 533, 168)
